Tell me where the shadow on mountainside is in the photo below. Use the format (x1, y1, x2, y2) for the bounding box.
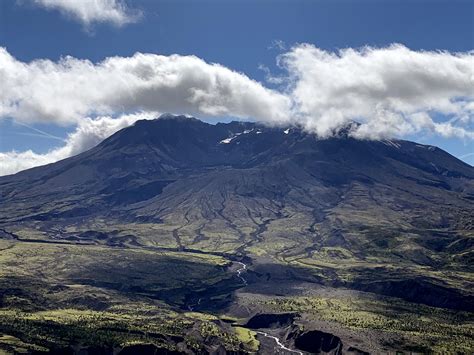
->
(241, 261, 474, 312)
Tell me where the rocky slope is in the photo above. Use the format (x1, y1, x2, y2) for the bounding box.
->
(0, 114, 473, 353)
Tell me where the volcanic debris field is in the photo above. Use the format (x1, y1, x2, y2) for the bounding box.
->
(0, 116, 473, 354)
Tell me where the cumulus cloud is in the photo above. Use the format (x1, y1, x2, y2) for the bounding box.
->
(0, 48, 291, 125)
(0, 44, 473, 175)
(279, 43, 474, 139)
(0, 112, 158, 176)
(30, 0, 141, 27)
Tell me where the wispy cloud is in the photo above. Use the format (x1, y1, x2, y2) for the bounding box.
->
(268, 39, 286, 51)
(30, 0, 142, 28)
(14, 121, 65, 141)
(0, 112, 158, 176)
(458, 152, 474, 160)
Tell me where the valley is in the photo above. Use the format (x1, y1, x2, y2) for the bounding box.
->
(0, 115, 473, 354)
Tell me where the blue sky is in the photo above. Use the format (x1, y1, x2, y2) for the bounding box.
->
(0, 0, 473, 171)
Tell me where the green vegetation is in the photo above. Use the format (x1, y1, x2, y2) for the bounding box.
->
(0, 308, 181, 352)
(1, 228, 473, 353)
(233, 327, 259, 352)
(0, 240, 251, 353)
(0, 241, 233, 309)
(0, 334, 49, 354)
(0, 307, 263, 354)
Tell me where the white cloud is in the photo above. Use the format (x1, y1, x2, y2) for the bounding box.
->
(0, 48, 291, 125)
(0, 112, 158, 176)
(30, 0, 141, 27)
(278, 43, 474, 139)
(0, 44, 473, 175)
(268, 39, 286, 51)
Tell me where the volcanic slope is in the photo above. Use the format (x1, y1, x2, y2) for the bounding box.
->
(0, 114, 473, 353)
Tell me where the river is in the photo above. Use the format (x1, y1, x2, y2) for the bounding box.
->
(255, 331, 303, 354)
(234, 263, 302, 354)
(235, 261, 248, 285)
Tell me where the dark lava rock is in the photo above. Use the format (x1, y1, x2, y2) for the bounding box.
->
(32, 348, 74, 355)
(78, 347, 114, 355)
(294, 330, 343, 354)
(245, 313, 297, 329)
(347, 346, 370, 355)
(351, 278, 474, 312)
(119, 344, 184, 355)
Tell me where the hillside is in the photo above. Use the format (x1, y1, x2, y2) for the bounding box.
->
(0, 114, 473, 354)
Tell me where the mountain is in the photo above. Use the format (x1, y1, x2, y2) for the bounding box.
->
(0, 114, 473, 354)
(2, 114, 472, 226)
